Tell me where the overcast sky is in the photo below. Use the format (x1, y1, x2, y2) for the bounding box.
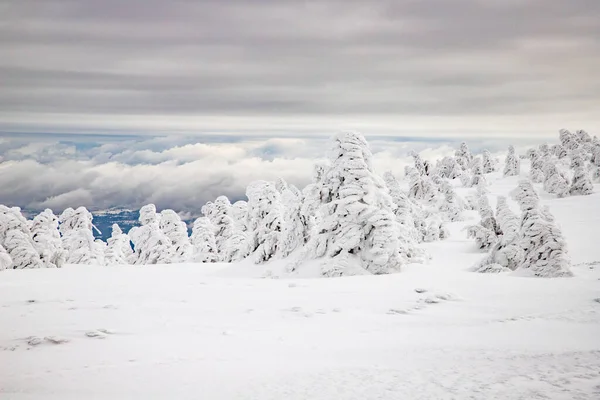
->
(2, 0, 599, 138)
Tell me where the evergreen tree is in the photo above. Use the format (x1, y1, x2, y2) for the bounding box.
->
(190, 217, 218, 263)
(503, 145, 520, 177)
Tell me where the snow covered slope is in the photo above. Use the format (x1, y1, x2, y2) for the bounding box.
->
(1, 177, 600, 399)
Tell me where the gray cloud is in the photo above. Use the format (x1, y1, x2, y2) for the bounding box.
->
(0, 0, 599, 136)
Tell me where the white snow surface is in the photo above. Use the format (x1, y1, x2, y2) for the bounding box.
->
(2, 176, 600, 399)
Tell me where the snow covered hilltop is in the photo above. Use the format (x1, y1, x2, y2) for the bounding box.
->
(2, 129, 600, 399)
(1, 129, 598, 277)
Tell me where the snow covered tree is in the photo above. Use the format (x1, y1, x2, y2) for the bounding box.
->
(230, 200, 249, 232)
(190, 217, 218, 263)
(503, 145, 520, 177)
(455, 142, 473, 170)
(467, 194, 500, 250)
(0, 206, 43, 269)
(424, 217, 448, 243)
(104, 224, 133, 265)
(510, 180, 572, 277)
(384, 172, 421, 241)
(559, 129, 580, 151)
(482, 150, 495, 173)
(470, 157, 486, 187)
(569, 154, 594, 196)
(439, 181, 463, 221)
(307, 132, 405, 275)
(576, 129, 592, 143)
(551, 144, 568, 159)
(0, 244, 12, 270)
(528, 151, 546, 183)
(30, 209, 67, 268)
(202, 196, 236, 261)
(246, 180, 283, 263)
(279, 182, 306, 257)
(129, 204, 172, 265)
(409, 151, 426, 176)
(159, 210, 192, 262)
(474, 196, 524, 273)
(436, 156, 462, 179)
(407, 168, 438, 204)
(59, 207, 104, 265)
(4, 230, 44, 269)
(543, 162, 569, 197)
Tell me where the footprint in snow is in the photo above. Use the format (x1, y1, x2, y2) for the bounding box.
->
(85, 329, 115, 339)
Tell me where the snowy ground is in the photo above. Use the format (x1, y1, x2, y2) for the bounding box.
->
(2, 176, 600, 399)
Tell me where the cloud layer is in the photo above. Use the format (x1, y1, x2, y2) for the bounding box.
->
(0, 132, 544, 215)
(1, 0, 599, 136)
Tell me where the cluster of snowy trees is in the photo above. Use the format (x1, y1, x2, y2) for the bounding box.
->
(1, 129, 595, 278)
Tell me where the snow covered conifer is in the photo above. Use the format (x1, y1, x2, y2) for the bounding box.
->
(202, 196, 236, 261)
(509, 180, 572, 277)
(470, 157, 486, 187)
(190, 217, 218, 263)
(543, 162, 569, 197)
(0, 206, 43, 269)
(0, 244, 12, 270)
(30, 209, 67, 268)
(482, 150, 495, 173)
(455, 142, 473, 170)
(246, 180, 283, 263)
(503, 145, 520, 177)
(559, 129, 580, 151)
(407, 168, 438, 204)
(104, 224, 133, 265)
(409, 151, 426, 176)
(279, 183, 306, 257)
(439, 181, 463, 221)
(4, 230, 44, 269)
(59, 207, 104, 265)
(551, 144, 568, 159)
(129, 204, 172, 265)
(308, 132, 405, 275)
(230, 201, 249, 232)
(569, 154, 594, 196)
(160, 210, 192, 262)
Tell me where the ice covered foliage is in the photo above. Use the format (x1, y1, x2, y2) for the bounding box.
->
(0, 244, 12, 270)
(128, 204, 172, 265)
(543, 162, 570, 197)
(569, 154, 594, 196)
(31, 209, 67, 268)
(308, 132, 405, 275)
(59, 207, 104, 265)
(104, 224, 133, 265)
(503, 145, 520, 177)
(424, 217, 448, 242)
(551, 144, 568, 159)
(246, 180, 283, 263)
(455, 142, 473, 170)
(279, 180, 307, 257)
(160, 210, 192, 262)
(482, 150, 496, 174)
(510, 180, 572, 277)
(190, 217, 218, 263)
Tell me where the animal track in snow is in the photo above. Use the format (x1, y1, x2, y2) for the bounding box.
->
(388, 292, 459, 315)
